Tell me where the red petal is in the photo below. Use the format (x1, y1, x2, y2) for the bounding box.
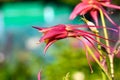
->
(39, 30, 66, 43)
(74, 29, 116, 42)
(83, 34, 111, 49)
(33, 26, 51, 33)
(80, 7, 92, 15)
(79, 37, 93, 73)
(88, 25, 118, 32)
(90, 10, 99, 26)
(102, 3, 120, 9)
(32, 26, 45, 30)
(44, 40, 56, 54)
(69, 3, 91, 20)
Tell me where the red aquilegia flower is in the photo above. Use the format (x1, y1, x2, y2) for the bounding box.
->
(69, 0, 120, 26)
(33, 24, 113, 54)
(33, 24, 68, 53)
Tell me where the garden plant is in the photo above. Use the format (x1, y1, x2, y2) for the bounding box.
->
(33, 0, 120, 80)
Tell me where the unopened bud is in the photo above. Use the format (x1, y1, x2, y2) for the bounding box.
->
(81, 17, 99, 33)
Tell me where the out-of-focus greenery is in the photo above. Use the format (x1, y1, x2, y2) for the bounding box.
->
(0, 50, 45, 80)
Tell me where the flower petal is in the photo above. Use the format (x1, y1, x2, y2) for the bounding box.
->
(44, 40, 56, 54)
(32, 26, 49, 33)
(102, 3, 120, 9)
(69, 3, 91, 20)
(80, 7, 93, 15)
(90, 10, 99, 26)
(74, 29, 116, 42)
(83, 34, 111, 49)
(79, 37, 93, 73)
(39, 30, 67, 43)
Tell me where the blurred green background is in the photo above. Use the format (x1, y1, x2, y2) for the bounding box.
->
(0, 0, 120, 80)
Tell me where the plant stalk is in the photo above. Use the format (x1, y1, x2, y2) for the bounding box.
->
(99, 9, 114, 80)
(85, 42, 112, 80)
(77, 37, 111, 80)
(99, 9, 110, 53)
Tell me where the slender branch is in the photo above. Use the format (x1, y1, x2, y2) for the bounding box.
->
(108, 54, 114, 79)
(86, 41, 111, 80)
(82, 17, 108, 79)
(99, 9, 110, 53)
(99, 9, 114, 80)
(77, 37, 112, 80)
(95, 32, 104, 59)
(81, 17, 103, 58)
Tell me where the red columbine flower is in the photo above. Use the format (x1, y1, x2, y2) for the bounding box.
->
(69, 0, 120, 26)
(33, 24, 114, 54)
(33, 24, 68, 53)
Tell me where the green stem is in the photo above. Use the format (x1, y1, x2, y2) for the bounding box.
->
(99, 9, 114, 80)
(95, 33, 106, 80)
(95, 32, 103, 59)
(108, 54, 114, 79)
(85, 42, 112, 80)
(77, 37, 111, 80)
(99, 9, 110, 53)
